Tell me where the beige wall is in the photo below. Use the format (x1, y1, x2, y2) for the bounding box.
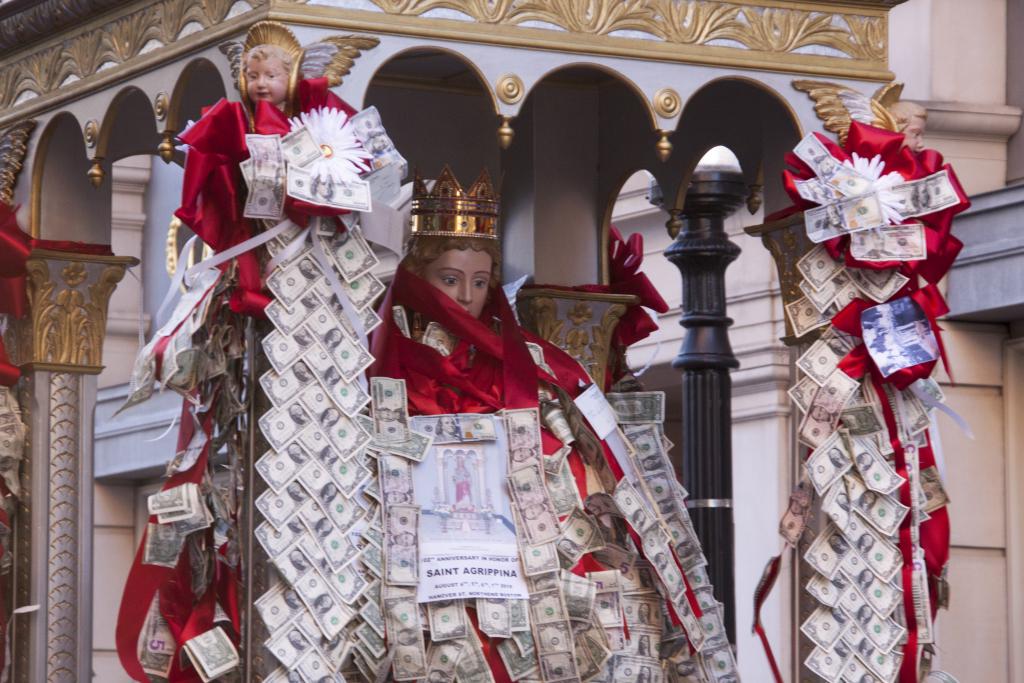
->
(92, 483, 140, 682)
(891, 0, 1021, 195)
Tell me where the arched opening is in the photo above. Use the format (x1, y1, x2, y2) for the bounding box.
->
(96, 86, 161, 163)
(364, 47, 498, 187)
(168, 57, 228, 147)
(31, 112, 110, 242)
(503, 64, 655, 287)
(667, 77, 802, 216)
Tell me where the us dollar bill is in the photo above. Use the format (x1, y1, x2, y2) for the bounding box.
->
(372, 377, 410, 443)
(477, 598, 513, 638)
(785, 296, 831, 338)
(798, 368, 860, 448)
(142, 523, 185, 568)
(497, 634, 538, 680)
(797, 332, 853, 386)
(779, 477, 813, 547)
(385, 504, 420, 585)
(428, 599, 469, 641)
(508, 463, 561, 545)
(849, 223, 927, 262)
(280, 125, 323, 168)
(505, 408, 543, 467)
(384, 590, 429, 680)
(319, 223, 379, 283)
(554, 507, 601, 564)
(425, 639, 467, 681)
(919, 465, 950, 513)
(244, 134, 285, 220)
(605, 392, 665, 424)
(847, 267, 909, 303)
(805, 429, 852, 495)
(421, 322, 458, 356)
(139, 596, 175, 677)
(183, 626, 240, 682)
(287, 164, 372, 212)
(454, 625, 497, 683)
(889, 169, 961, 218)
(797, 244, 844, 291)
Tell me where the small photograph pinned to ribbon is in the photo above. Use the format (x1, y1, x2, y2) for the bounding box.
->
(861, 296, 939, 377)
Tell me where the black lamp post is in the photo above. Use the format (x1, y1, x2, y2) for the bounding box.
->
(664, 165, 746, 643)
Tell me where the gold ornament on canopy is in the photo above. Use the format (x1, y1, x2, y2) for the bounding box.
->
(411, 166, 500, 240)
(791, 79, 904, 145)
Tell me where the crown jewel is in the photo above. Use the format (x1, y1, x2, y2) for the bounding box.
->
(411, 165, 499, 240)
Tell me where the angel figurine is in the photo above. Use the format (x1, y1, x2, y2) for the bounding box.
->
(793, 79, 927, 152)
(174, 22, 379, 314)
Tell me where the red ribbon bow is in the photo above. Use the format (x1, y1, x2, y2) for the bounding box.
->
(175, 79, 361, 318)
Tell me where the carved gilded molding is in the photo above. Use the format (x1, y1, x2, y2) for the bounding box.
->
(0, 120, 35, 206)
(280, 0, 891, 78)
(46, 371, 80, 682)
(10, 251, 136, 373)
(0, 0, 266, 126)
(516, 288, 639, 389)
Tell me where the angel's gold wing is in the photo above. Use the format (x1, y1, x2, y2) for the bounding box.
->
(300, 35, 381, 87)
(0, 120, 36, 205)
(792, 80, 904, 145)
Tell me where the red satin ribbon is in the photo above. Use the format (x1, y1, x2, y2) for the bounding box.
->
(116, 404, 213, 682)
(369, 268, 589, 414)
(175, 79, 361, 318)
(751, 554, 784, 683)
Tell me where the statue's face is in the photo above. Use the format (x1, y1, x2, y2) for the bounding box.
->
(245, 55, 289, 110)
(422, 248, 493, 319)
(902, 115, 926, 153)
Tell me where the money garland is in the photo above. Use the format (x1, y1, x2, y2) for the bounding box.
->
(352, 294, 740, 683)
(252, 218, 389, 682)
(758, 122, 968, 683)
(117, 274, 250, 681)
(116, 92, 409, 681)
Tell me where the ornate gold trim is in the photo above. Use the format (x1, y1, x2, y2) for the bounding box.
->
(496, 74, 524, 104)
(516, 288, 639, 388)
(0, 2, 267, 129)
(82, 120, 98, 148)
(274, 1, 893, 81)
(0, 120, 35, 206)
(652, 87, 681, 118)
(10, 253, 137, 370)
(153, 91, 170, 121)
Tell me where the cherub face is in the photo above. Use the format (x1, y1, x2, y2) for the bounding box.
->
(901, 115, 926, 153)
(245, 55, 289, 110)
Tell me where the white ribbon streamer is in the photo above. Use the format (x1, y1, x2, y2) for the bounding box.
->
(1, 604, 39, 683)
(154, 234, 198, 329)
(910, 383, 974, 441)
(183, 218, 297, 287)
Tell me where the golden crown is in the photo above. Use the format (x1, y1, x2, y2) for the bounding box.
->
(411, 165, 499, 240)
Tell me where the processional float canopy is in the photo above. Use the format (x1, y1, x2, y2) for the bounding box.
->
(410, 165, 499, 240)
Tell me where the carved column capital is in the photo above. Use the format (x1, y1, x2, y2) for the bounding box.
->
(10, 250, 138, 374)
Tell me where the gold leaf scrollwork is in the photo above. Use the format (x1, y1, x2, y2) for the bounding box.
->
(525, 297, 564, 348)
(0, 120, 36, 206)
(22, 256, 131, 370)
(361, 0, 887, 62)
